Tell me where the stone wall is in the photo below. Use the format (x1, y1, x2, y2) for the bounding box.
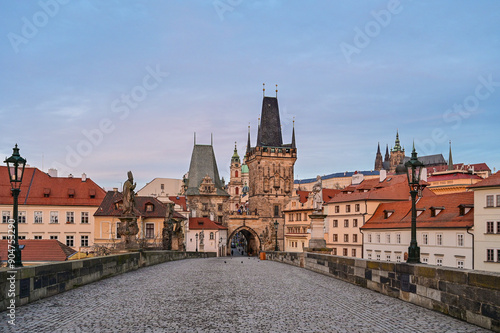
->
(0, 251, 215, 312)
(266, 251, 500, 332)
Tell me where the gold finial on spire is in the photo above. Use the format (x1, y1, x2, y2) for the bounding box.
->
(293, 117, 295, 127)
(275, 84, 278, 97)
(263, 83, 265, 96)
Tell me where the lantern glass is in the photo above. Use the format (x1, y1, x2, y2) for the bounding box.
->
(4, 145, 26, 190)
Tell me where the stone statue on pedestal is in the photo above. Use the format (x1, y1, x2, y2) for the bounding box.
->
(162, 203, 174, 250)
(117, 171, 139, 249)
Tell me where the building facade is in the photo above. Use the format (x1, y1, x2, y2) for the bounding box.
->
(0, 167, 105, 251)
(469, 171, 500, 272)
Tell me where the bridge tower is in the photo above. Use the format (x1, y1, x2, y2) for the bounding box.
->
(225, 93, 297, 253)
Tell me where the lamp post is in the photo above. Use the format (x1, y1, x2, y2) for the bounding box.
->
(195, 233, 198, 252)
(219, 236, 223, 257)
(404, 144, 424, 264)
(4, 144, 27, 268)
(273, 220, 279, 251)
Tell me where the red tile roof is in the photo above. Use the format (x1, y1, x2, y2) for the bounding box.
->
(427, 172, 482, 182)
(468, 171, 500, 189)
(427, 163, 490, 175)
(169, 195, 187, 211)
(0, 240, 76, 263)
(188, 217, 227, 230)
(295, 189, 340, 204)
(94, 191, 185, 219)
(362, 191, 473, 230)
(0, 166, 106, 206)
(327, 174, 435, 204)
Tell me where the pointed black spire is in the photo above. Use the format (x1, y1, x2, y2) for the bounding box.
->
(377, 142, 381, 154)
(246, 124, 251, 154)
(385, 144, 390, 162)
(256, 96, 283, 147)
(291, 119, 296, 149)
(448, 140, 453, 171)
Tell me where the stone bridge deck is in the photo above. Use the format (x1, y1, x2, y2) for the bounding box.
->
(1, 257, 490, 332)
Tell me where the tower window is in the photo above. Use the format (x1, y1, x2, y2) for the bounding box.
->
(274, 205, 280, 217)
(235, 170, 239, 177)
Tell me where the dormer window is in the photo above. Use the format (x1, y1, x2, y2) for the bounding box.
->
(384, 210, 394, 219)
(89, 189, 96, 199)
(430, 207, 444, 217)
(68, 189, 75, 198)
(417, 208, 425, 217)
(44, 188, 51, 198)
(458, 204, 473, 216)
(145, 203, 154, 212)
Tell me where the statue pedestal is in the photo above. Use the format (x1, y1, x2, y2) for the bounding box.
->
(199, 244, 204, 252)
(118, 215, 139, 250)
(307, 213, 327, 249)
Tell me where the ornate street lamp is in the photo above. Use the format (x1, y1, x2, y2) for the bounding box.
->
(4, 144, 27, 268)
(273, 220, 279, 251)
(404, 144, 424, 264)
(195, 233, 198, 252)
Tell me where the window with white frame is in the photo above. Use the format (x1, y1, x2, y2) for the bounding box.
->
(457, 234, 464, 247)
(396, 233, 401, 244)
(376, 233, 381, 243)
(66, 212, 74, 223)
(2, 211, 10, 223)
(355, 204, 360, 212)
(497, 195, 500, 207)
(422, 233, 428, 245)
(335, 206, 339, 213)
(332, 219, 338, 227)
(436, 258, 443, 266)
(487, 249, 494, 261)
(396, 255, 401, 262)
(353, 219, 358, 227)
(353, 234, 358, 242)
(344, 234, 349, 242)
(352, 249, 356, 257)
(50, 211, 59, 224)
(332, 248, 337, 255)
(367, 233, 372, 243)
(457, 260, 464, 269)
(386, 233, 390, 244)
(487, 221, 494, 233)
(346, 205, 351, 213)
(343, 248, 348, 256)
(34, 235, 42, 240)
(436, 233, 443, 246)
(81, 212, 89, 224)
(486, 195, 494, 207)
(385, 254, 391, 261)
(367, 253, 372, 259)
(210, 232, 214, 240)
(422, 256, 428, 263)
(332, 234, 338, 242)
(81, 235, 89, 247)
(376, 254, 381, 260)
(18, 211, 26, 223)
(34, 211, 43, 223)
(344, 219, 349, 227)
(66, 235, 74, 247)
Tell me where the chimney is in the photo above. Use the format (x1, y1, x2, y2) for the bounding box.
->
(421, 168, 428, 182)
(113, 187, 118, 192)
(379, 170, 387, 182)
(81, 173, 87, 182)
(68, 174, 73, 178)
(48, 168, 58, 177)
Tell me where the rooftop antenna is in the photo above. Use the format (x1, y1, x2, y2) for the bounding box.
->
(263, 83, 265, 97)
(275, 84, 278, 98)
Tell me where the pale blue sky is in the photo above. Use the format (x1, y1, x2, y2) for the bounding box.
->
(1, 1, 499, 189)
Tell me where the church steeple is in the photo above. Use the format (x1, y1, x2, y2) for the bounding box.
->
(392, 130, 402, 152)
(291, 119, 296, 149)
(448, 140, 453, 171)
(246, 125, 251, 154)
(232, 142, 240, 164)
(374, 142, 383, 171)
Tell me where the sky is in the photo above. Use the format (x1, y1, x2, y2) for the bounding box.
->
(1, 1, 499, 190)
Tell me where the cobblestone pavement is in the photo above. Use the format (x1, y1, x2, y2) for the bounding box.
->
(1, 257, 491, 333)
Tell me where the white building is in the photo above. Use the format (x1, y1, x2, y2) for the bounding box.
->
(469, 171, 500, 272)
(185, 217, 228, 256)
(361, 192, 474, 269)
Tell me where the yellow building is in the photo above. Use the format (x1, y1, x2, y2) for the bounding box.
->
(0, 166, 105, 251)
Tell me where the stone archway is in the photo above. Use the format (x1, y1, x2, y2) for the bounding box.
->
(227, 226, 261, 256)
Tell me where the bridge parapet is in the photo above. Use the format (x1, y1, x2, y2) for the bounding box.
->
(0, 251, 215, 312)
(266, 251, 500, 332)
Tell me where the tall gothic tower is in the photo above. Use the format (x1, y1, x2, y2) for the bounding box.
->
(374, 143, 383, 171)
(245, 96, 297, 249)
(389, 130, 405, 172)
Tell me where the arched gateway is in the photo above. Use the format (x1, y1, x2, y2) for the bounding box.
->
(227, 226, 261, 256)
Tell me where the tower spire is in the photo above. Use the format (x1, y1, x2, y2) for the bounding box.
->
(291, 118, 296, 149)
(263, 83, 265, 97)
(448, 140, 453, 170)
(275, 84, 278, 98)
(246, 124, 251, 154)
